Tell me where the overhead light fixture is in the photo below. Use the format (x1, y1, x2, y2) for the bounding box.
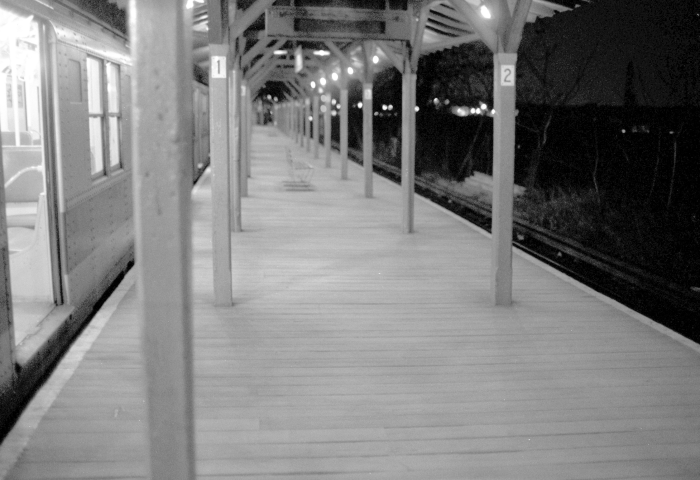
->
(372, 55, 379, 64)
(479, 1, 492, 19)
(320, 77, 327, 86)
(185, 0, 204, 9)
(310, 81, 316, 89)
(273, 50, 287, 55)
(347, 67, 354, 75)
(331, 72, 339, 81)
(313, 50, 331, 56)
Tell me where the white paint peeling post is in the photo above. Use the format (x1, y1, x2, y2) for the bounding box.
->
(324, 92, 331, 168)
(230, 57, 242, 232)
(401, 55, 416, 234)
(209, 44, 233, 306)
(130, 0, 196, 477)
(491, 53, 517, 306)
(340, 73, 349, 180)
(305, 97, 311, 152)
(362, 83, 373, 197)
(313, 94, 320, 159)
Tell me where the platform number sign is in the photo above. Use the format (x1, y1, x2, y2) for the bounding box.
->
(211, 56, 226, 79)
(501, 65, 515, 87)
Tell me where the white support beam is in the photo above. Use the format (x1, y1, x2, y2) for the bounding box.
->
(131, 1, 196, 478)
(340, 71, 349, 180)
(411, 6, 429, 70)
(240, 79, 249, 197)
(491, 53, 517, 305)
(324, 40, 353, 68)
(209, 45, 233, 306)
(376, 40, 404, 71)
(230, 54, 242, 233)
(241, 37, 270, 70)
(324, 91, 331, 167)
(420, 34, 481, 54)
(362, 41, 375, 198)
(447, 0, 498, 53)
(401, 51, 416, 234)
(313, 94, 320, 159)
(245, 39, 285, 80)
(304, 97, 311, 152)
(230, 0, 276, 39)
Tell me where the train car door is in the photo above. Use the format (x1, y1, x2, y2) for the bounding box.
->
(0, 7, 60, 345)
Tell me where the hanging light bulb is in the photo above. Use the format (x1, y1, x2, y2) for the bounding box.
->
(479, 2, 492, 19)
(331, 72, 339, 81)
(347, 67, 354, 75)
(372, 55, 379, 64)
(320, 77, 327, 86)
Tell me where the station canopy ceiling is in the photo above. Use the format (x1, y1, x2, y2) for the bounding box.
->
(106, 0, 591, 98)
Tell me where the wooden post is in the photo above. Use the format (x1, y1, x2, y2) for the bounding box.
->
(305, 97, 311, 152)
(131, 1, 196, 477)
(340, 72, 349, 180)
(401, 52, 416, 234)
(491, 53, 517, 306)
(246, 95, 252, 179)
(313, 94, 320, 159)
(363, 41, 374, 198)
(0, 143, 15, 395)
(240, 80, 248, 197)
(298, 100, 304, 147)
(230, 54, 242, 232)
(324, 92, 331, 167)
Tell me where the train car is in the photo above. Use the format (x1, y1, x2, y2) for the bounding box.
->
(0, 0, 209, 435)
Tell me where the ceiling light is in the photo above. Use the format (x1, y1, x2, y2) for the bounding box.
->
(372, 55, 379, 64)
(273, 50, 287, 55)
(313, 50, 330, 56)
(347, 67, 354, 75)
(479, 2, 492, 19)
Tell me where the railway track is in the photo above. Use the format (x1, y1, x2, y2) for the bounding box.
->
(337, 143, 700, 344)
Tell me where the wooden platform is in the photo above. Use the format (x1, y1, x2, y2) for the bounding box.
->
(2, 125, 700, 479)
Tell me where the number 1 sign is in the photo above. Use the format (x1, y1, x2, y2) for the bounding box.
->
(500, 65, 515, 87)
(211, 56, 226, 79)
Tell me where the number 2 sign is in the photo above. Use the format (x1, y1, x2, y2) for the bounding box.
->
(501, 65, 515, 87)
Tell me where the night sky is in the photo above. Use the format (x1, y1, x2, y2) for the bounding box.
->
(521, 0, 700, 106)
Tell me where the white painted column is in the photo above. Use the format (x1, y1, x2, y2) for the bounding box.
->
(131, 1, 196, 477)
(313, 94, 320, 159)
(401, 58, 416, 234)
(0, 146, 15, 395)
(491, 53, 517, 306)
(230, 57, 242, 232)
(298, 100, 304, 147)
(305, 97, 311, 152)
(340, 73, 349, 180)
(246, 96, 252, 179)
(362, 82, 373, 198)
(240, 81, 248, 197)
(209, 45, 232, 305)
(324, 92, 331, 167)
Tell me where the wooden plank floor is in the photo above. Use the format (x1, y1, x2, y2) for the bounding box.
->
(3, 125, 700, 479)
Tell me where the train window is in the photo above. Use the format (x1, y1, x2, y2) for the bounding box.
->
(86, 56, 105, 176)
(106, 62, 121, 169)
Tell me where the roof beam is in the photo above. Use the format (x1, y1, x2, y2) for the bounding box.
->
(207, 0, 228, 44)
(230, 0, 276, 39)
(447, 0, 498, 53)
(324, 41, 353, 69)
(505, 0, 533, 53)
(410, 6, 429, 70)
(376, 41, 404, 71)
(420, 33, 481, 54)
(242, 38, 271, 70)
(246, 39, 285, 80)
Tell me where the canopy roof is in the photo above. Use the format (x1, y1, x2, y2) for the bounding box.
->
(102, 0, 590, 97)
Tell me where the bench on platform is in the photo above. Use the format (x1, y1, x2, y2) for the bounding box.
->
(285, 147, 313, 186)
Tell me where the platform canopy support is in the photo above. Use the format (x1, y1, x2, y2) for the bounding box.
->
(400, 48, 416, 234)
(305, 97, 311, 152)
(339, 70, 349, 180)
(362, 41, 375, 198)
(230, 47, 243, 233)
(131, 0, 197, 477)
(240, 78, 249, 197)
(324, 89, 332, 167)
(313, 93, 320, 159)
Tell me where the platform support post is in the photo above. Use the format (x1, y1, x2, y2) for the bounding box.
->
(305, 97, 311, 152)
(362, 41, 375, 198)
(401, 52, 416, 234)
(324, 91, 332, 167)
(0, 144, 15, 396)
(313, 94, 320, 159)
(230, 53, 242, 232)
(340, 72, 349, 179)
(131, 1, 196, 477)
(246, 93, 252, 179)
(240, 80, 248, 197)
(491, 53, 517, 306)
